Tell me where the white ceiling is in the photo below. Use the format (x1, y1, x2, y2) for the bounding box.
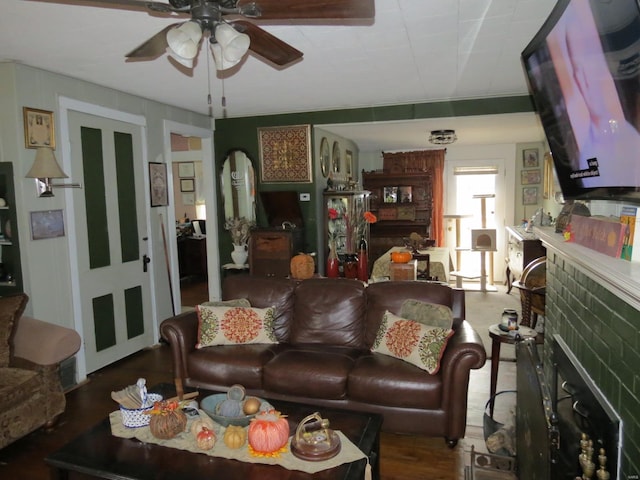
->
(0, 0, 556, 152)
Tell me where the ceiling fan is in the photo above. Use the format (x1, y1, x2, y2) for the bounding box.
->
(29, 0, 375, 71)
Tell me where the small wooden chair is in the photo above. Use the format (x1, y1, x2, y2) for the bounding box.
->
(512, 256, 546, 329)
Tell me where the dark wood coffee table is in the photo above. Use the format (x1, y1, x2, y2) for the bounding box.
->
(46, 384, 382, 480)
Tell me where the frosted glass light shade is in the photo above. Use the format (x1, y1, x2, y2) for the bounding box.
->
(166, 21, 202, 63)
(214, 23, 250, 63)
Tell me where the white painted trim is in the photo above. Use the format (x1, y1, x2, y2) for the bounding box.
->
(58, 96, 150, 383)
(162, 120, 219, 311)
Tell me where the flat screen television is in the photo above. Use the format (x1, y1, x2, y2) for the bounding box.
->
(522, 0, 640, 203)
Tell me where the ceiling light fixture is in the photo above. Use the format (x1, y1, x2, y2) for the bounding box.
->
(429, 129, 457, 145)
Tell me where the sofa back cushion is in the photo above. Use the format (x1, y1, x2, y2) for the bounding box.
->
(364, 282, 464, 348)
(290, 278, 367, 348)
(222, 276, 296, 342)
(0, 293, 29, 367)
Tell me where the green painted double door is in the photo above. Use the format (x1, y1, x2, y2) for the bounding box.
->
(69, 111, 153, 374)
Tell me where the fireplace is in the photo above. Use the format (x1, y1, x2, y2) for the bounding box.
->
(516, 337, 621, 479)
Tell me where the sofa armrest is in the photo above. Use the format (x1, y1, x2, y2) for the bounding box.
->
(13, 316, 81, 366)
(159, 310, 199, 380)
(438, 320, 487, 439)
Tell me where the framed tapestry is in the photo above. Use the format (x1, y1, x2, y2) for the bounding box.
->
(23, 107, 55, 149)
(149, 162, 169, 207)
(258, 125, 312, 183)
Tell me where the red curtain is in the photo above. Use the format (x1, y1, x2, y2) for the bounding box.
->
(381, 150, 445, 246)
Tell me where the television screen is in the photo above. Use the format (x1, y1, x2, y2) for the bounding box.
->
(522, 0, 640, 202)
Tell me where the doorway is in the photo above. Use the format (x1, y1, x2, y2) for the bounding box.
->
(445, 160, 506, 286)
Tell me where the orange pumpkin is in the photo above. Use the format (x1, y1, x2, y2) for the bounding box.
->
(248, 410, 290, 454)
(390, 251, 412, 263)
(290, 253, 315, 280)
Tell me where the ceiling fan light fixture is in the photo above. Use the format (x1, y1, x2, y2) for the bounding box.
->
(214, 23, 250, 63)
(429, 129, 457, 145)
(210, 42, 242, 70)
(166, 21, 203, 60)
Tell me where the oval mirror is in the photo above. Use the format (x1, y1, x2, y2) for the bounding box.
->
(221, 149, 256, 223)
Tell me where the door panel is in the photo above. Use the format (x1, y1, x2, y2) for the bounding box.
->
(69, 111, 153, 373)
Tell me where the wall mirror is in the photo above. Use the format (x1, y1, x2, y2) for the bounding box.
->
(221, 149, 256, 222)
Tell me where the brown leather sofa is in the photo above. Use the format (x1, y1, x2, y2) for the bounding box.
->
(160, 276, 486, 446)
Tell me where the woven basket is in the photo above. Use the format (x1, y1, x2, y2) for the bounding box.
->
(119, 393, 163, 428)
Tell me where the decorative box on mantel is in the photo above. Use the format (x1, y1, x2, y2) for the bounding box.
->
(568, 215, 626, 258)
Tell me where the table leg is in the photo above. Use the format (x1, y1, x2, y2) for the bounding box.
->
(489, 336, 501, 417)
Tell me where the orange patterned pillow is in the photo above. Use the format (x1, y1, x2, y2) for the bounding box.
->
(371, 310, 453, 374)
(196, 305, 277, 348)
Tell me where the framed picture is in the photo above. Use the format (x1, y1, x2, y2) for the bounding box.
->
(30, 209, 65, 240)
(523, 186, 539, 205)
(178, 162, 195, 178)
(345, 149, 353, 177)
(523, 148, 539, 168)
(180, 178, 195, 192)
(543, 152, 554, 199)
(383, 186, 398, 203)
(521, 169, 542, 185)
(258, 124, 312, 183)
(182, 193, 195, 206)
(23, 107, 55, 149)
(399, 186, 413, 203)
(149, 162, 169, 207)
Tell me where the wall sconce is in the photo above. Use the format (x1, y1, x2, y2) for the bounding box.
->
(25, 147, 81, 197)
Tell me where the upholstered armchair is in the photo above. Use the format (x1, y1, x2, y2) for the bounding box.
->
(0, 293, 81, 449)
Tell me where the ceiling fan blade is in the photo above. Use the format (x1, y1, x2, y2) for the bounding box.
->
(233, 21, 302, 67)
(126, 24, 178, 59)
(237, 0, 374, 20)
(25, 0, 180, 15)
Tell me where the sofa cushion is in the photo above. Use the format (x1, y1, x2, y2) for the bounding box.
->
(348, 353, 442, 409)
(188, 344, 282, 390)
(289, 279, 367, 348)
(371, 311, 453, 374)
(263, 345, 361, 399)
(0, 293, 29, 368)
(400, 299, 453, 329)
(0, 367, 40, 411)
(196, 305, 277, 348)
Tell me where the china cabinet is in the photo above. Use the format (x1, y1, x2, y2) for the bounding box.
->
(362, 170, 433, 263)
(0, 163, 22, 294)
(323, 191, 370, 266)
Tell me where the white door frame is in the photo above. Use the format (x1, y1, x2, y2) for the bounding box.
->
(58, 96, 155, 383)
(162, 120, 220, 311)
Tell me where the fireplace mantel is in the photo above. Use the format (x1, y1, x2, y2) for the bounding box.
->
(535, 226, 640, 311)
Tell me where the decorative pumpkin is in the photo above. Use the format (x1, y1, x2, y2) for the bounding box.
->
(149, 400, 187, 440)
(248, 410, 290, 455)
(196, 426, 216, 450)
(223, 425, 247, 449)
(290, 253, 315, 280)
(390, 251, 412, 263)
(243, 397, 261, 415)
(217, 398, 243, 417)
(190, 412, 216, 438)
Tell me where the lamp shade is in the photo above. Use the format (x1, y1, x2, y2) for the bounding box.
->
(214, 23, 250, 63)
(210, 42, 242, 70)
(26, 148, 68, 179)
(166, 21, 202, 63)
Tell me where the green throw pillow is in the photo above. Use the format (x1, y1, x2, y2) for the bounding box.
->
(400, 299, 453, 329)
(372, 310, 453, 374)
(201, 298, 251, 308)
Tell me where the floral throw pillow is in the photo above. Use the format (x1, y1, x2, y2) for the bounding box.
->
(196, 305, 277, 348)
(371, 310, 453, 374)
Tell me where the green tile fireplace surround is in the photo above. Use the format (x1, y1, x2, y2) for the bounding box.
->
(536, 227, 640, 477)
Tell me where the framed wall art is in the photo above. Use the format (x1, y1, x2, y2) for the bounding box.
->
(523, 148, 539, 168)
(178, 162, 195, 178)
(180, 178, 195, 192)
(523, 186, 539, 205)
(383, 186, 398, 203)
(23, 107, 55, 149)
(149, 162, 169, 207)
(399, 186, 413, 203)
(258, 124, 312, 183)
(521, 169, 542, 185)
(30, 209, 65, 240)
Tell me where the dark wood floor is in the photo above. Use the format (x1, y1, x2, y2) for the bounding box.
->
(0, 281, 517, 479)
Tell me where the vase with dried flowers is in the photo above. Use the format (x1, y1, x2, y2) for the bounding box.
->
(225, 217, 255, 266)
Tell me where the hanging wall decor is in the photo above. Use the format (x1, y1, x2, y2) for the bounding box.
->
(23, 107, 55, 149)
(258, 125, 312, 183)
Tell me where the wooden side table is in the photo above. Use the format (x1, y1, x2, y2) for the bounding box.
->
(488, 323, 537, 416)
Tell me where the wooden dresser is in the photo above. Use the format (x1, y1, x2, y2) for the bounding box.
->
(249, 228, 299, 278)
(505, 226, 545, 293)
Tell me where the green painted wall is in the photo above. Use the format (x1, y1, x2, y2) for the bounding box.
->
(214, 95, 536, 267)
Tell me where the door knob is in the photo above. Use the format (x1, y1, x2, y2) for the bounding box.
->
(142, 254, 151, 272)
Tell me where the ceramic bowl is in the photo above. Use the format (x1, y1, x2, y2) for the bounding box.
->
(200, 394, 269, 427)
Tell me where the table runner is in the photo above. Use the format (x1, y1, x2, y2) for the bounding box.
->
(109, 411, 368, 475)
